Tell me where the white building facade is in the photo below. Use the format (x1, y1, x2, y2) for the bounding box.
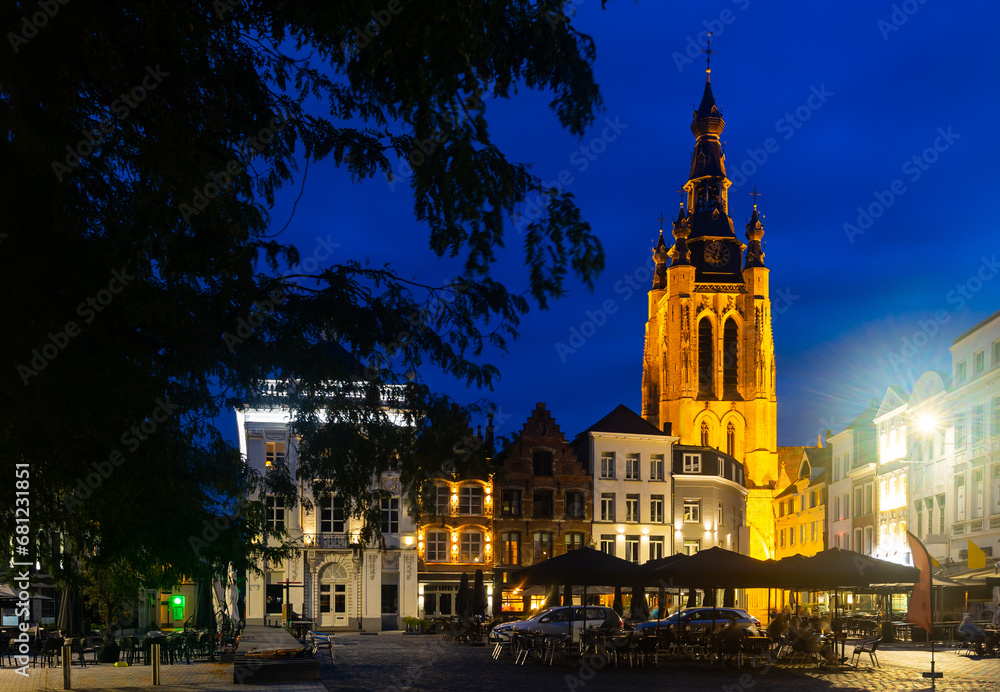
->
(236, 388, 419, 631)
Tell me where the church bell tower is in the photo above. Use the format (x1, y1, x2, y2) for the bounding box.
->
(641, 49, 778, 561)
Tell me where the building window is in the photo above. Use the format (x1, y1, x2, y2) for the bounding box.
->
(435, 485, 450, 516)
(625, 535, 640, 563)
(700, 421, 710, 447)
(600, 534, 616, 556)
(650, 454, 665, 481)
(854, 487, 862, 517)
(265, 495, 284, 531)
(426, 531, 448, 562)
(600, 452, 616, 479)
(460, 532, 483, 563)
(564, 533, 584, 551)
(937, 494, 946, 534)
(994, 466, 1000, 515)
(683, 454, 701, 473)
(500, 489, 522, 517)
(956, 360, 967, 385)
(698, 317, 714, 397)
(500, 532, 520, 565)
(974, 350, 985, 376)
(864, 483, 873, 515)
(726, 421, 736, 457)
(649, 536, 664, 561)
(809, 491, 817, 509)
(600, 493, 616, 522)
(532, 490, 554, 519)
(956, 476, 966, 521)
(853, 528, 862, 553)
(810, 521, 817, 542)
(779, 531, 785, 548)
(265, 441, 285, 470)
(565, 490, 586, 519)
(973, 405, 985, 446)
(778, 503, 785, 518)
(788, 498, 795, 516)
(956, 413, 966, 449)
(650, 495, 664, 524)
(718, 501, 724, 526)
(682, 539, 700, 556)
(789, 527, 795, 546)
(319, 496, 345, 533)
(915, 504, 923, 537)
(532, 531, 554, 561)
(533, 449, 554, 476)
(992, 396, 1000, 437)
(625, 453, 641, 480)
(683, 498, 700, 523)
(864, 526, 873, 554)
(993, 339, 1000, 368)
(381, 496, 400, 533)
(723, 319, 739, 396)
(625, 494, 640, 522)
(972, 469, 985, 519)
(458, 486, 484, 515)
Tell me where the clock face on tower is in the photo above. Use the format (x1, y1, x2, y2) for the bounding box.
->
(703, 241, 731, 267)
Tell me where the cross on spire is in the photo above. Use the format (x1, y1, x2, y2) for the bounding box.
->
(657, 210, 666, 228)
(702, 32, 716, 74)
(750, 186, 762, 208)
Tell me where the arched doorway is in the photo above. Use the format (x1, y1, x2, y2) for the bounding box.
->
(318, 563, 349, 628)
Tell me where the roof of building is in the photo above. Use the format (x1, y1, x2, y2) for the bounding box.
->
(574, 404, 669, 439)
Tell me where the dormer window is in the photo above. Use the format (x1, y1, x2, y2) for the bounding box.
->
(265, 441, 285, 469)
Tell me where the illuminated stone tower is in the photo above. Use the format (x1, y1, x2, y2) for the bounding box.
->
(641, 58, 778, 562)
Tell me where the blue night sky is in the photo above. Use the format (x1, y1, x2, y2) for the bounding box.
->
(257, 0, 1000, 447)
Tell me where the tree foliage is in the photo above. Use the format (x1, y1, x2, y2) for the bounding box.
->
(0, 1, 605, 587)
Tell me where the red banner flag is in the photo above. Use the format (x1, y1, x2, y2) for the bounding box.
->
(906, 531, 933, 634)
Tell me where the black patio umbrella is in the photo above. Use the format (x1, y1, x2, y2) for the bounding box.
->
(472, 569, 488, 617)
(703, 587, 716, 607)
(686, 588, 698, 608)
(194, 581, 216, 632)
(785, 548, 920, 589)
(57, 589, 81, 637)
(562, 583, 573, 607)
(513, 547, 645, 587)
(654, 547, 780, 589)
(456, 573, 472, 618)
(657, 586, 666, 617)
(722, 587, 736, 608)
(612, 586, 623, 616)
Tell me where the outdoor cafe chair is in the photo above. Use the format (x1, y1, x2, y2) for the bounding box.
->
(119, 636, 140, 665)
(0, 635, 14, 667)
(850, 638, 881, 668)
(36, 636, 64, 668)
(66, 637, 95, 666)
(490, 630, 513, 660)
(630, 635, 659, 668)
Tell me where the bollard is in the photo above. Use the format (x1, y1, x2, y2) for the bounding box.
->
(151, 643, 161, 686)
(62, 644, 72, 689)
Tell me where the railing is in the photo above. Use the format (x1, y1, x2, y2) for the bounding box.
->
(970, 519, 983, 532)
(952, 522, 965, 536)
(303, 533, 352, 549)
(991, 515, 1000, 530)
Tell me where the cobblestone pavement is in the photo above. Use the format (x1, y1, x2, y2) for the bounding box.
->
(324, 633, 1000, 692)
(0, 655, 330, 691)
(2, 634, 996, 691)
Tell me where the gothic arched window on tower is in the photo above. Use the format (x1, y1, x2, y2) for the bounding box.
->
(698, 318, 714, 398)
(723, 319, 739, 398)
(701, 420, 710, 447)
(726, 422, 736, 457)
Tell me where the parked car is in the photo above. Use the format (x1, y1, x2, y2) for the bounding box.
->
(632, 607, 760, 635)
(490, 606, 623, 638)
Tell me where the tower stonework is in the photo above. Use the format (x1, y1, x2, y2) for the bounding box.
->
(641, 66, 778, 563)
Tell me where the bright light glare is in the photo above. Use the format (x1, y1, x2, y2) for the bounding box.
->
(917, 414, 937, 432)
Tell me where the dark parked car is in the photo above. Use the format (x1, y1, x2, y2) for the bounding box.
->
(632, 607, 760, 634)
(490, 606, 623, 638)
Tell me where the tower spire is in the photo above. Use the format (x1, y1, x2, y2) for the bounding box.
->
(701, 32, 716, 81)
(744, 187, 766, 269)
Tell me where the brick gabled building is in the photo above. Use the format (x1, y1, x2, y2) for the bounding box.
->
(492, 403, 592, 615)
